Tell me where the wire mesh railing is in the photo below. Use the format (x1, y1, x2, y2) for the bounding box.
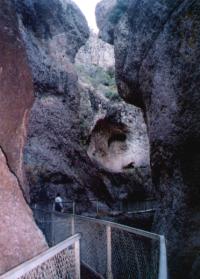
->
(32, 198, 158, 217)
(0, 234, 81, 279)
(32, 208, 167, 279)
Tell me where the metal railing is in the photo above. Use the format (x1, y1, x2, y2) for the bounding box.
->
(32, 208, 168, 279)
(0, 234, 81, 279)
(33, 198, 157, 216)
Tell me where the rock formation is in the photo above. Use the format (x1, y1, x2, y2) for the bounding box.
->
(96, 0, 200, 278)
(0, 0, 47, 274)
(13, 0, 113, 210)
(76, 31, 150, 174)
(13, 0, 152, 213)
(0, 148, 46, 274)
(76, 32, 115, 70)
(75, 31, 152, 206)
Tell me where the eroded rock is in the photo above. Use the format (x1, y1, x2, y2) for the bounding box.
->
(16, 1, 123, 210)
(0, 0, 47, 273)
(96, 0, 200, 278)
(76, 32, 115, 70)
(0, 148, 46, 274)
(0, 0, 34, 191)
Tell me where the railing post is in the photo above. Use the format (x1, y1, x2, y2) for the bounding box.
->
(106, 225, 113, 279)
(158, 235, 168, 279)
(96, 200, 99, 216)
(51, 211, 55, 246)
(71, 202, 75, 235)
(73, 201, 76, 215)
(120, 201, 123, 212)
(74, 239, 81, 279)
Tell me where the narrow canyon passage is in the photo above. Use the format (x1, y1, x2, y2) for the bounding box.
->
(0, 1, 199, 279)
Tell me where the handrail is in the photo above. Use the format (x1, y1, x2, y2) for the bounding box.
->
(33, 208, 160, 239)
(32, 208, 168, 279)
(74, 215, 167, 278)
(73, 214, 160, 240)
(0, 234, 81, 279)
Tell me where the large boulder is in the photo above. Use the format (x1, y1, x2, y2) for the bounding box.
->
(0, 0, 47, 274)
(96, 0, 200, 278)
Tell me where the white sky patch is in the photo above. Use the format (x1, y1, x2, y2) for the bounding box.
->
(73, 0, 100, 33)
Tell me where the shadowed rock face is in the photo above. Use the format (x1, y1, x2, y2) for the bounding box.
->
(15, 0, 120, 209)
(0, 0, 47, 274)
(14, 0, 153, 211)
(15, 0, 101, 206)
(0, 0, 34, 190)
(75, 31, 152, 208)
(96, 0, 200, 278)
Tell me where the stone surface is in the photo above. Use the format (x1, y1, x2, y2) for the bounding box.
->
(0, 148, 46, 274)
(0, 0, 47, 274)
(96, 0, 200, 278)
(76, 32, 115, 70)
(95, 0, 117, 44)
(75, 32, 152, 204)
(0, 0, 34, 190)
(14, 0, 153, 211)
(87, 104, 150, 174)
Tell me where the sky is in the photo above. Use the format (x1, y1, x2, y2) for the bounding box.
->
(73, 0, 101, 32)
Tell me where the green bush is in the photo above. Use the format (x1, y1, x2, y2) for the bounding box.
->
(105, 90, 121, 102)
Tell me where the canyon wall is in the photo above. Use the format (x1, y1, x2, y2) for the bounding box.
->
(96, 0, 200, 278)
(15, 0, 152, 212)
(0, 0, 47, 274)
(76, 32, 115, 69)
(76, 31, 152, 207)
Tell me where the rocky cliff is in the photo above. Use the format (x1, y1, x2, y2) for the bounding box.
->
(75, 30, 152, 207)
(96, 0, 200, 278)
(0, 0, 154, 274)
(0, 0, 47, 274)
(15, 0, 100, 208)
(13, 0, 152, 213)
(76, 32, 115, 70)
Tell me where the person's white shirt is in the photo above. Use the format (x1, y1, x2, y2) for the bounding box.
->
(55, 196, 63, 207)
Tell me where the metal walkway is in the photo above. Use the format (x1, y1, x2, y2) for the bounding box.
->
(0, 209, 168, 279)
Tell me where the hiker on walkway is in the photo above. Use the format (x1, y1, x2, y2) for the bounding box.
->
(54, 193, 64, 212)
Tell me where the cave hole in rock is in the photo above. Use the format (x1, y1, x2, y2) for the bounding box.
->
(87, 118, 136, 172)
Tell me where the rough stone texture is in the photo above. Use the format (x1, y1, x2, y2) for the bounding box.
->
(15, 0, 97, 205)
(14, 0, 153, 211)
(77, 84, 152, 206)
(0, 0, 47, 274)
(76, 32, 115, 70)
(76, 34, 152, 203)
(87, 104, 150, 174)
(0, 0, 34, 190)
(76, 32, 150, 177)
(15, 0, 138, 209)
(96, 0, 200, 278)
(0, 148, 47, 274)
(96, 0, 117, 44)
